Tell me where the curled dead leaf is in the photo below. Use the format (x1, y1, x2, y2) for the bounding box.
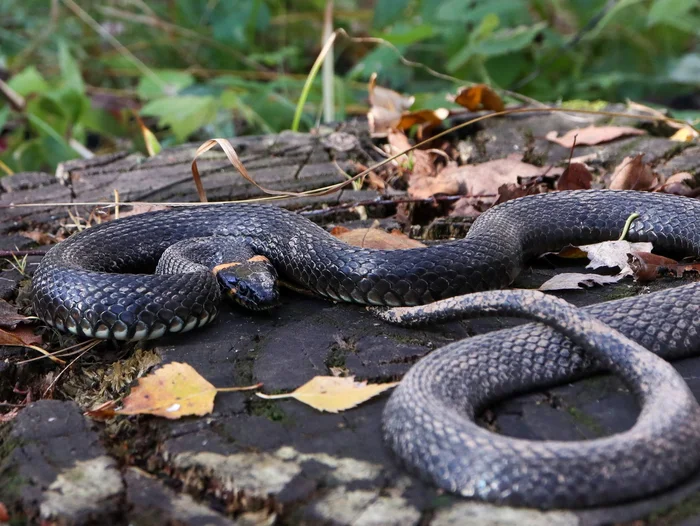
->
(609, 154, 657, 191)
(451, 84, 504, 112)
(256, 376, 399, 413)
(367, 73, 415, 134)
(629, 252, 700, 282)
(546, 126, 645, 148)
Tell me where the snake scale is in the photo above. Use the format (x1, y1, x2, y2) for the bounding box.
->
(31, 189, 700, 509)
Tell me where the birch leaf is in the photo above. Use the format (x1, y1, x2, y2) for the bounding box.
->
(257, 376, 399, 413)
(116, 362, 260, 419)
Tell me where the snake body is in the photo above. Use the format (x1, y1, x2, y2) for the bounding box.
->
(31, 190, 700, 508)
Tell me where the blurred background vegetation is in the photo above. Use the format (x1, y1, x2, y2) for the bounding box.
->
(0, 0, 698, 174)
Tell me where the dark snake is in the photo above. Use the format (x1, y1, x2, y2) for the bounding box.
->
(30, 190, 700, 509)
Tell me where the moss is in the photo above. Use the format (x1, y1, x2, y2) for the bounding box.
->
(0, 432, 26, 503)
(560, 100, 608, 112)
(647, 491, 700, 524)
(567, 407, 605, 437)
(385, 332, 425, 346)
(325, 345, 347, 368)
(248, 396, 287, 422)
(662, 141, 693, 161)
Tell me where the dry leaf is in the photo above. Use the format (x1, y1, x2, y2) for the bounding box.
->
(669, 125, 699, 142)
(580, 240, 653, 272)
(367, 73, 415, 134)
(0, 326, 43, 347)
(256, 376, 399, 413)
(386, 131, 435, 179)
(629, 251, 700, 281)
(332, 226, 426, 249)
(539, 272, 626, 291)
(85, 400, 118, 420)
(557, 163, 592, 190)
(546, 126, 645, 148)
(0, 501, 9, 522)
(656, 172, 695, 196)
(409, 154, 563, 201)
(115, 362, 260, 419)
(451, 84, 504, 112)
(609, 154, 657, 190)
(397, 108, 450, 134)
(0, 299, 31, 329)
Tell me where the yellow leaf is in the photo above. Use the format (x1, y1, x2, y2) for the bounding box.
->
(670, 125, 699, 142)
(115, 362, 260, 419)
(256, 376, 399, 413)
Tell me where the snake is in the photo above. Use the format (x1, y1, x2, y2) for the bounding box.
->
(30, 189, 700, 509)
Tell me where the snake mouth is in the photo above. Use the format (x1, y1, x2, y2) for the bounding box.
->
(225, 289, 280, 311)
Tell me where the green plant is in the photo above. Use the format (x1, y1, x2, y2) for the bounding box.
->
(0, 0, 697, 174)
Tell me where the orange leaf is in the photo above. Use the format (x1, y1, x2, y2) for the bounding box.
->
(452, 85, 504, 112)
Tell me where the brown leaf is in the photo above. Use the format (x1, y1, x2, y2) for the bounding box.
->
(0, 326, 42, 347)
(609, 154, 657, 191)
(115, 362, 260, 419)
(656, 172, 695, 196)
(557, 163, 592, 190)
(408, 154, 563, 201)
(629, 251, 700, 282)
(546, 126, 645, 148)
(450, 199, 484, 218)
(397, 108, 450, 133)
(19, 229, 61, 245)
(333, 227, 426, 249)
(256, 376, 399, 413)
(386, 131, 435, 179)
(367, 73, 415, 134)
(0, 299, 31, 329)
(0, 501, 9, 522)
(451, 85, 504, 112)
(85, 400, 118, 420)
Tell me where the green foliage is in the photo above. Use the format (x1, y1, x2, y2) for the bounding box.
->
(0, 0, 698, 173)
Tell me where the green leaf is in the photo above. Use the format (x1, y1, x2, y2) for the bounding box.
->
(137, 70, 196, 100)
(8, 66, 50, 96)
(373, 0, 410, 28)
(381, 24, 434, 46)
(471, 22, 546, 58)
(582, 0, 645, 41)
(140, 95, 217, 141)
(446, 13, 500, 71)
(0, 105, 10, 131)
(58, 41, 85, 94)
(648, 0, 695, 27)
(27, 113, 78, 162)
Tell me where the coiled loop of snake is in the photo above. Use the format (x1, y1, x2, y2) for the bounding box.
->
(30, 190, 700, 508)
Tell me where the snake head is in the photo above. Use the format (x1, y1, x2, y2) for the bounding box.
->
(214, 255, 280, 310)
